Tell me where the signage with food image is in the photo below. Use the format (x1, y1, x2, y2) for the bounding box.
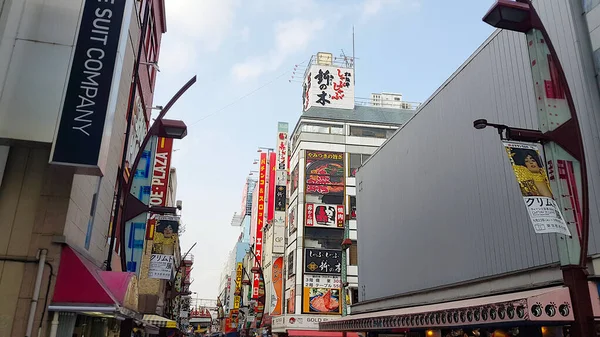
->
(305, 151, 344, 197)
(305, 203, 344, 228)
(152, 215, 179, 256)
(304, 248, 342, 275)
(503, 142, 570, 236)
(303, 288, 341, 314)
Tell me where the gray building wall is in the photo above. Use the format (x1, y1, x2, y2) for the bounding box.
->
(356, 0, 600, 303)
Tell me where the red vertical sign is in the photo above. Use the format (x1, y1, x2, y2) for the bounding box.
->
(150, 137, 173, 207)
(267, 152, 276, 223)
(253, 153, 267, 298)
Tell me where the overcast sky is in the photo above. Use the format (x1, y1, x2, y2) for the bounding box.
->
(151, 0, 495, 301)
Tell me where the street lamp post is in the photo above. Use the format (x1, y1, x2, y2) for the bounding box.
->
(106, 75, 197, 272)
(477, 1, 593, 336)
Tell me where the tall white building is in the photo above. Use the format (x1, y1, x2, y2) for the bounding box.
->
(271, 53, 418, 336)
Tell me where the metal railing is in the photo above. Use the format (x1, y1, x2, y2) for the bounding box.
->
(354, 97, 421, 110)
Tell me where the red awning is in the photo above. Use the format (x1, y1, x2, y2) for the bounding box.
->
(288, 331, 360, 337)
(52, 245, 137, 309)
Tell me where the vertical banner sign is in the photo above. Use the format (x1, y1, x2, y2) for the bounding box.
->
(268, 152, 276, 223)
(125, 136, 158, 274)
(271, 257, 283, 315)
(253, 153, 267, 299)
(273, 122, 289, 254)
(52, 0, 126, 166)
(503, 142, 570, 236)
(150, 137, 174, 207)
(234, 263, 242, 311)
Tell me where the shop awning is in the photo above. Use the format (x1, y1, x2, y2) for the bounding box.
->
(143, 314, 178, 329)
(49, 245, 140, 320)
(321, 286, 573, 331)
(288, 331, 360, 337)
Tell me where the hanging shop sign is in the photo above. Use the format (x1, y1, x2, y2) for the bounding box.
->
(148, 254, 174, 280)
(503, 142, 570, 236)
(52, 0, 126, 168)
(305, 203, 344, 228)
(304, 249, 342, 275)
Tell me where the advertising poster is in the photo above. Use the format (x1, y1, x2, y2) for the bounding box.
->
(152, 215, 180, 255)
(271, 257, 284, 315)
(302, 287, 341, 314)
(148, 254, 174, 279)
(287, 288, 295, 314)
(305, 151, 345, 205)
(503, 142, 570, 236)
(288, 202, 297, 236)
(291, 165, 299, 195)
(305, 203, 344, 228)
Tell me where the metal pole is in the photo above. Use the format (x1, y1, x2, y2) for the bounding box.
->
(106, 0, 151, 271)
(117, 75, 197, 269)
(522, 3, 593, 336)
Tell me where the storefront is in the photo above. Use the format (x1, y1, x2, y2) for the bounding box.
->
(48, 245, 157, 336)
(273, 314, 360, 337)
(319, 285, 600, 337)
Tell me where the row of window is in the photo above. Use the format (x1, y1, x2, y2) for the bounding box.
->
(297, 123, 397, 138)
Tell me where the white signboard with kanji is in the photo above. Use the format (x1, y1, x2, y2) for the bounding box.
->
(303, 275, 341, 289)
(148, 254, 174, 280)
(302, 65, 354, 111)
(305, 203, 344, 228)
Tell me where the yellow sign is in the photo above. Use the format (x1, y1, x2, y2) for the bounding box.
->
(235, 263, 242, 289)
(234, 295, 241, 309)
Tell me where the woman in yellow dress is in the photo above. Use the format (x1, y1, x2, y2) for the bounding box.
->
(510, 148, 553, 198)
(152, 220, 178, 255)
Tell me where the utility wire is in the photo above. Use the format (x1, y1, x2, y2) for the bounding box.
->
(188, 60, 307, 127)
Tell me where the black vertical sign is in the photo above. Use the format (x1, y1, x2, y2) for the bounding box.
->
(52, 0, 126, 166)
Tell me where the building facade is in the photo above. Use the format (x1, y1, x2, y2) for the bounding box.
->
(270, 53, 417, 336)
(319, 0, 600, 336)
(0, 0, 170, 335)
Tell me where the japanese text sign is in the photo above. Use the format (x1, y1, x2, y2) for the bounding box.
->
(148, 254, 174, 280)
(303, 275, 341, 289)
(305, 203, 344, 228)
(304, 249, 342, 275)
(150, 137, 173, 207)
(253, 152, 267, 298)
(302, 65, 354, 111)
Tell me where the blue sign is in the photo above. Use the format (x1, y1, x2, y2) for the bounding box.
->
(124, 136, 157, 275)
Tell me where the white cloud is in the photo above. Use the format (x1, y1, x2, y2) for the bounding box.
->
(165, 0, 239, 51)
(361, 0, 420, 20)
(230, 18, 325, 82)
(240, 26, 250, 42)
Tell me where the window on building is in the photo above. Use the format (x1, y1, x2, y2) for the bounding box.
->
(349, 126, 395, 139)
(351, 288, 359, 304)
(349, 241, 358, 266)
(349, 154, 371, 177)
(350, 196, 356, 219)
(299, 123, 344, 135)
(304, 227, 344, 250)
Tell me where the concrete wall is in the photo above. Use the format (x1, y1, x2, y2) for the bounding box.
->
(0, 146, 70, 335)
(356, 0, 600, 304)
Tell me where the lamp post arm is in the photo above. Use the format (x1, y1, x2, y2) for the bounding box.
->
(117, 76, 197, 270)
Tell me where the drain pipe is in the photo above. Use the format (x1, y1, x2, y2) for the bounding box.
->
(25, 249, 47, 337)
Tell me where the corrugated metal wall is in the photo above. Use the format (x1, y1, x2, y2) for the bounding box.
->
(357, 0, 600, 302)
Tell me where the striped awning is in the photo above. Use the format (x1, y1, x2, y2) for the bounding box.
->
(142, 314, 178, 329)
